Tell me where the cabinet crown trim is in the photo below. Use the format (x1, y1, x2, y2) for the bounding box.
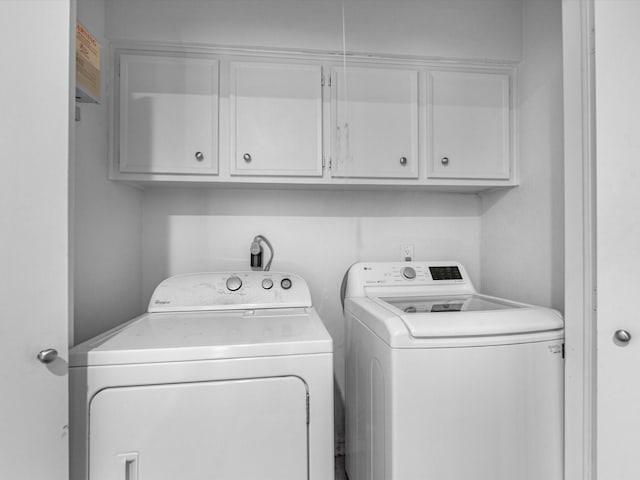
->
(109, 39, 519, 71)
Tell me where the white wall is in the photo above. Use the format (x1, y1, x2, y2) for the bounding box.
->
(74, 0, 143, 343)
(106, 0, 522, 60)
(342, 0, 522, 60)
(480, 0, 564, 311)
(100, 0, 526, 452)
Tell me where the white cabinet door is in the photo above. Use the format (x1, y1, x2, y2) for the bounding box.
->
(332, 66, 419, 179)
(230, 62, 323, 177)
(429, 70, 511, 180)
(90, 377, 308, 480)
(118, 53, 219, 175)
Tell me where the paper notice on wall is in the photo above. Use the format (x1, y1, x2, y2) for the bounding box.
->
(76, 21, 100, 102)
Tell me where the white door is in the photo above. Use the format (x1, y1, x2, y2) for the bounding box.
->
(0, 1, 71, 478)
(594, 1, 640, 479)
(429, 70, 511, 180)
(89, 377, 309, 480)
(230, 61, 323, 177)
(331, 66, 419, 179)
(118, 53, 220, 175)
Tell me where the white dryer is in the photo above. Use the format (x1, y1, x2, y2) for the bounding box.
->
(70, 271, 334, 480)
(343, 261, 564, 480)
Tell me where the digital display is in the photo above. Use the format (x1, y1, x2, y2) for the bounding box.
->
(429, 266, 463, 281)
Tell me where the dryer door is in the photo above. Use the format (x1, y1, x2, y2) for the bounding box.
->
(89, 376, 309, 480)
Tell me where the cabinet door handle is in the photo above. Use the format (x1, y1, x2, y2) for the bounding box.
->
(399, 156, 408, 166)
(37, 348, 58, 364)
(614, 329, 632, 345)
(243, 153, 252, 162)
(441, 157, 450, 166)
(195, 151, 204, 162)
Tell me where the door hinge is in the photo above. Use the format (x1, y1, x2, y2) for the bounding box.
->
(562, 343, 565, 359)
(321, 73, 325, 87)
(306, 392, 310, 425)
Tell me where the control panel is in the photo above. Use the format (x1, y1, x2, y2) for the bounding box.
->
(344, 261, 476, 298)
(358, 262, 467, 285)
(148, 271, 311, 312)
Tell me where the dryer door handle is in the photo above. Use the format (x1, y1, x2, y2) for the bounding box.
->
(118, 453, 139, 480)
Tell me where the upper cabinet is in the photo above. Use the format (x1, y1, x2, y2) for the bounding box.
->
(229, 62, 323, 177)
(331, 66, 419, 179)
(110, 45, 517, 191)
(428, 70, 511, 181)
(116, 53, 219, 175)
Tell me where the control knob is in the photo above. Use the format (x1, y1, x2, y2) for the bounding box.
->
(262, 278, 274, 290)
(281, 278, 292, 290)
(226, 276, 242, 291)
(401, 266, 417, 280)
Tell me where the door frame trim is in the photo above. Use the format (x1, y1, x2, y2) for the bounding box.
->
(562, 0, 596, 479)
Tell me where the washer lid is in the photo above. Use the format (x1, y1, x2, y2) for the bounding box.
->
(374, 294, 563, 338)
(70, 308, 332, 367)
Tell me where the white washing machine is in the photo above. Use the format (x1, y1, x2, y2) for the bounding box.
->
(343, 261, 564, 480)
(70, 271, 334, 480)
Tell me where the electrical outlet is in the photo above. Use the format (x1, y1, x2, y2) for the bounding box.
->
(400, 244, 414, 262)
